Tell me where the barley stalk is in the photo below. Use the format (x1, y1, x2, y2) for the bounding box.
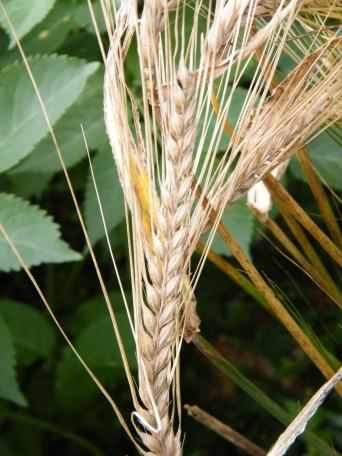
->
(103, 2, 342, 454)
(185, 405, 266, 456)
(211, 38, 342, 211)
(132, 63, 197, 456)
(104, 4, 199, 453)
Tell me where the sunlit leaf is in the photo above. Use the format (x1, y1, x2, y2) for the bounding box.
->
(13, 70, 106, 174)
(0, 55, 98, 172)
(0, 0, 55, 48)
(0, 193, 81, 272)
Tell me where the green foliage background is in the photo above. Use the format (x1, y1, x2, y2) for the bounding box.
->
(0, 1, 341, 455)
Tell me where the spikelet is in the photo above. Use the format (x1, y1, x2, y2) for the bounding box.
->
(211, 38, 342, 213)
(103, 2, 342, 454)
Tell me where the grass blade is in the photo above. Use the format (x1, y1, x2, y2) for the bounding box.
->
(185, 404, 266, 456)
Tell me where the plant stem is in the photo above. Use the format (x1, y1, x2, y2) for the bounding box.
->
(193, 335, 340, 456)
(185, 404, 266, 456)
(194, 179, 342, 395)
(252, 32, 342, 251)
(280, 211, 339, 291)
(215, 214, 342, 395)
(297, 148, 342, 248)
(264, 175, 342, 267)
(253, 208, 342, 308)
(210, 94, 235, 136)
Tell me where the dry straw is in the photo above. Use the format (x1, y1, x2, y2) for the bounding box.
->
(102, 1, 342, 454)
(268, 366, 342, 455)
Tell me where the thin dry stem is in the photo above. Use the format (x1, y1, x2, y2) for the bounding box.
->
(0, 225, 143, 454)
(133, 61, 196, 456)
(277, 204, 340, 291)
(185, 404, 266, 456)
(253, 208, 342, 308)
(0, 0, 140, 436)
(216, 218, 342, 394)
(268, 366, 342, 456)
(297, 147, 342, 248)
(102, 2, 342, 454)
(196, 187, 342, 396)
(4, 1, 342, 455)
(265, 175, 342, 266)
(197, 240, 267, 307)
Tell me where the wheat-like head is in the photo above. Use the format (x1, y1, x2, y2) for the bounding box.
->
(102, 1, 342, 454)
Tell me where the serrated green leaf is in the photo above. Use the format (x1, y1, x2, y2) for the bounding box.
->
(0, 299, 56, 365)
(0, 193, 81, 272)
(56, 294, 135, 411)
(207, 198, 254, 257)
(0, 55, 99, 173)
(0, 315, 27, 407)
(1, 0, 78, 67)
(13, 70, 107, 174)
(84, 149, 125, 245)
(0, 1, 79, 68)
(290, 131, 342, 190)
(0, 0, 55, 49)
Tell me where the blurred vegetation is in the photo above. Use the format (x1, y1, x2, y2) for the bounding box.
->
(0, 1, 341, 455)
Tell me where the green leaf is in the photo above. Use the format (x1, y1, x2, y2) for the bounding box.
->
(290, 131, 342, 190)
(1, 0, 78, 66)
(0, 0, 55, 49)
(19, 0, 75, 54)
(84, 148, 125, 245)
(56, 293, 135, 411)
(0, 193, 81, 272)
(0, 55, 99, 173)
(68, 291, 124, 336)
(0, 299, 56, 366)
(199, 87, 255, 258)
(207, 198, 254, 257)
(0, 315, 27, 407)
(197, 86, 248, 153)
(13, 70, 107, 174)
(73, 1, 106, 34)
